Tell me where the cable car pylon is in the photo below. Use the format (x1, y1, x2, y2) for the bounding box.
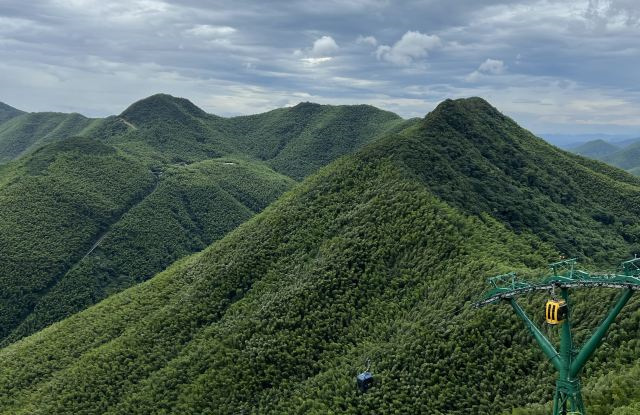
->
(475, 257, 640, 415)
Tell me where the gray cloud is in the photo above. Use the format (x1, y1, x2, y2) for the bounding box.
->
(0, 0, 639, 136)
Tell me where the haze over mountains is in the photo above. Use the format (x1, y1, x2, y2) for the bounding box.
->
(1, 95, 640, 414)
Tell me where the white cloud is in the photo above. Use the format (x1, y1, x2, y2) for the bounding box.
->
(3, 0, 640, 136)
(184, 25, 236, 38)
(478, 58, 505, 74)
(301, 57, 333, 66)
(376, 31, 441, 65)
(311, 36, 339, 56)
(356, 35, 377, 46)
(466, 58, 506, 81)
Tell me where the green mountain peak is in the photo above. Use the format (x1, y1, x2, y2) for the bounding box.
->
(119, 93, 209, 126)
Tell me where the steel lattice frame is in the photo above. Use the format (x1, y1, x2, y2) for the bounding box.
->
(475, 258, 640, 415)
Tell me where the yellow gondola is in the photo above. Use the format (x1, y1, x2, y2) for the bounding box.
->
(545, 299, 567, 325)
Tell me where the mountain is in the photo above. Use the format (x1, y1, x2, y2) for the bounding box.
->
(0, 102, 24, 124)
(566, 137, 640, 175)
(0, 111, 98, 163)
(0, 136, 154, 341)
(613, 137, 640, 148)
(101, 94, 233, 164)
(224, 101, 411, 179)
(603, 140, 640, 171)
(572, 139, 620, 159)
(0, 149, 294, 345)
(542, 133, 637, 148)
(2, 98, 640, 414)
(99, 94, 410, 179)
(0, 94, 410, 344)
(0, 94, 410, 176)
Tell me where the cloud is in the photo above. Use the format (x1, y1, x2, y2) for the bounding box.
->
(1, 0, 640, 136)
(376, 31, 441, 65)
(478, 58, 505, 74)
(311, 35, 339, 56)
(301, 57, 333, 66)
(184, 25, 237, 38)
(466, 58, 506, 81)
(356, 35, 377, 46)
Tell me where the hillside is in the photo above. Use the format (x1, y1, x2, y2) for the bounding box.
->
(99, 94, 410, 179)
(0, 94, 409, 178)
(603, 140, 640, 171)
(0, 136, 155, 341)
(2, 98, 640, 414)
(2, 156, 293, 344)
(102, 94, 233, 164)
(0, 94, 405, 343)
(0, 136, 294, 344)
(224, 102, 411, 179)
(567, 138, 640, 176)
(0, 102, 24, 124)
(572, 139, 620, 159)
(0, 112, 98, 163)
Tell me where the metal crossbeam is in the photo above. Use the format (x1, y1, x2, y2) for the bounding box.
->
(476, 263, 640, 308)
(475, 258, 639, 415)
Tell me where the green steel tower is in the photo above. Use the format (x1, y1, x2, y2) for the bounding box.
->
(476, 258, 640, 415)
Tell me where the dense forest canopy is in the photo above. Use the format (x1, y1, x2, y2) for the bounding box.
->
(0, 94, 409, 344)
(1, 97, 639, 414)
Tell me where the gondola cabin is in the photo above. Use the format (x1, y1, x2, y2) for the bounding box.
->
(545, 299, 567, 325)
(356, 371, 374, 392)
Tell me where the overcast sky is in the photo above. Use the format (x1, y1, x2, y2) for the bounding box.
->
(1, 0, 639, 136)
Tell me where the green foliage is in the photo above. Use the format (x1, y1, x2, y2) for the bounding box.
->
(572, 139, 620, 159)
(364, 97, 640, 263)
(2, 98, 640, 414)
(569, 137, 640, 175)
(3, 158, 293, 343)
(0, 136, 154, 341)
(0, 102, 24, 125)
(1, 94, 401, 343)
(0, 154, 556, 414)
(76, 94, 408, 178)
(603, 140, 640, 171)
(0, 112, 95, 162)
(223, 102, 412, 179)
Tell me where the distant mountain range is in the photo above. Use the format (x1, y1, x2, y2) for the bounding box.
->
(542, 133, 640, 148)
(565, 137, 640, 175)
(1, 96, 640, 414)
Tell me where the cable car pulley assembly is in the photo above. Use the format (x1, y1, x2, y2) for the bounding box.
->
(475, 257, 640, 415)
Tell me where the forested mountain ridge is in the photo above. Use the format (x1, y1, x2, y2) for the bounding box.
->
(572, 139, 620, 159)
(2, 98, 640, 414)
(98, 94, 411, 179)
(0, 102, 24, 124)
(0, 94, 410, 344)
(0, 149, 294, 345)
(0, 136, 155, 341)
(223, 101, 410, 179)
(602, 140, 640, 171)
(366, 97, 640, 262)
(568, 137, 640, 176)
(0, 111, 98, 163)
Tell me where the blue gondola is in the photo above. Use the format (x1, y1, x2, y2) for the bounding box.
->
(356, 371, 374, 392)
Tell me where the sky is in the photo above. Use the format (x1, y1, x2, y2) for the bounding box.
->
(1, 0, 639, 138)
